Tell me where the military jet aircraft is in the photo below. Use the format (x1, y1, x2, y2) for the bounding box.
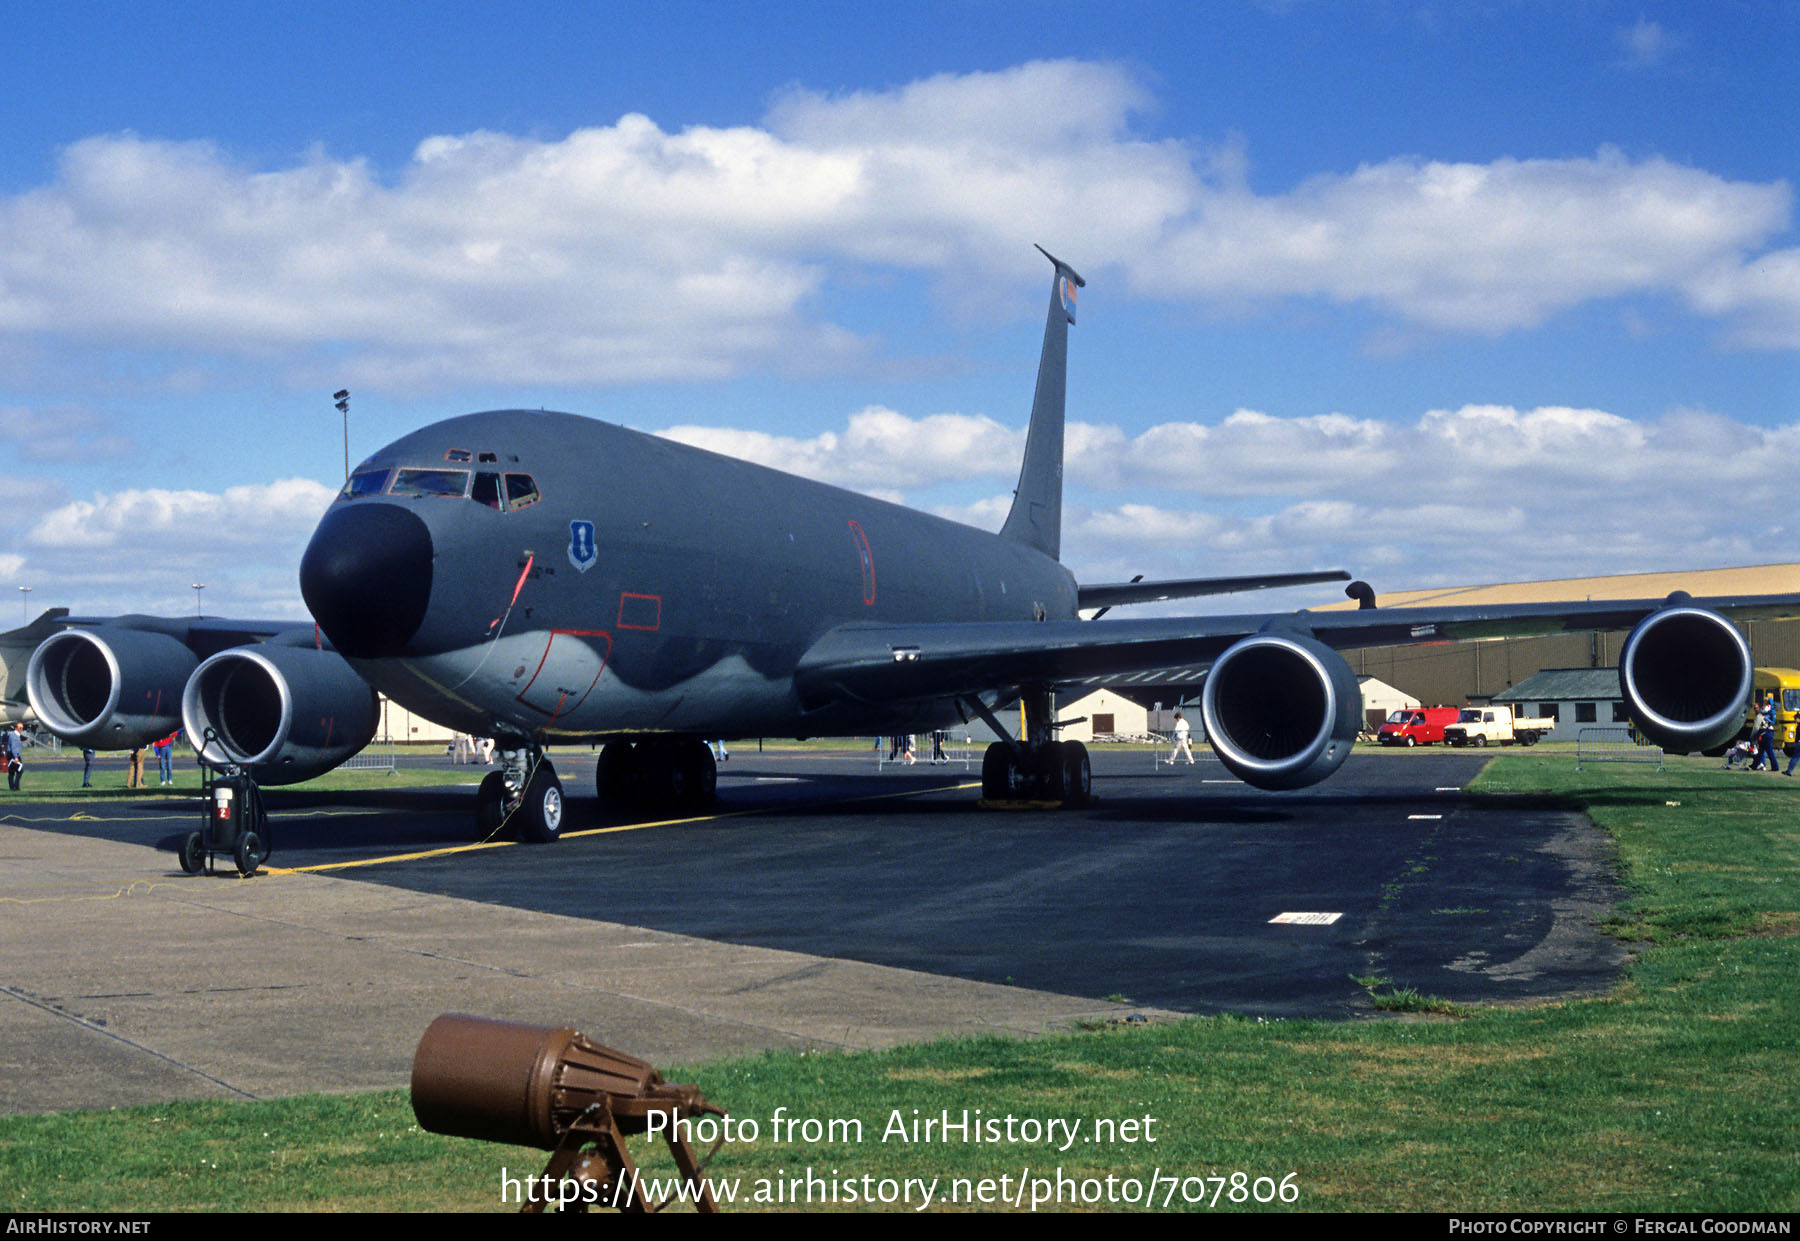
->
(19, 248, 1796, 842)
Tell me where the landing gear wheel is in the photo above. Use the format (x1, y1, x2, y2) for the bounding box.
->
(1035, 740, 1068, 802)
(982, 743, 1018, 800)
(595, 743, 637, 814)
(520, 765, 565, 843)
(679, 740, 717, 812)
(179, 830, 205, 874)
(1061, 741, 1092, 807)
(233, 831, 265, 876)
(476, 770, 508, 836)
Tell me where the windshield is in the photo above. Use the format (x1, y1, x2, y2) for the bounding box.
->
(1458, 709, 1481, 722)
(390, 468, 470, 498)
(338, 466, 391, 499)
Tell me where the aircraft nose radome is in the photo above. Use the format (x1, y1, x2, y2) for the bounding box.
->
(300, 503, 434, 659)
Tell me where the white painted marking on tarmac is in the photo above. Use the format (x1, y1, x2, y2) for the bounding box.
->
(1434, 786, 1461, 792)
(1408, 814, 1443, 820)
(1269, 912, 1342, 925)
(1202, 779, 1236, 784)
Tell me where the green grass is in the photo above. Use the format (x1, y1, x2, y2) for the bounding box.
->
(3, 754, 1797, 1212)
(0, 756, 484, 801)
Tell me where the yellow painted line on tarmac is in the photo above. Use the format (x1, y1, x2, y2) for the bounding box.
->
(266, 780, 982, 876)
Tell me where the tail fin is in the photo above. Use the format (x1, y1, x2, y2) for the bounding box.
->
(1000, 245, 1084, 562)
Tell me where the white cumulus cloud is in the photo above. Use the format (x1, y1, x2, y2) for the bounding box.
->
(0, 61, 1790, 396)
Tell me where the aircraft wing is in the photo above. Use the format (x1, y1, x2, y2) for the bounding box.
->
(794, 591, 1800, 707)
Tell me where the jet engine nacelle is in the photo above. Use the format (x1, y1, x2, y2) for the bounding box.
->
(1618, 596, 1752, 754)
(25, 626, 195, 749)
(182, 638, 379, 783)
(1201, 630, 1361, 791)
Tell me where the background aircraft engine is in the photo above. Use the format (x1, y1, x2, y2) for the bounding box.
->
(1200, 631, 1361, 791)
(1618, 600, 1752, 754)
(182, 641, 379, 783)
(25, 626, 195, 748)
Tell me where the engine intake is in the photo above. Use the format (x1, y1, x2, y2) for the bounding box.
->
(1201, 630, 1361, 791)
(1618, 600, 1751, 754)
(25, 626, 194, 749)
(182, 641, 379, 783)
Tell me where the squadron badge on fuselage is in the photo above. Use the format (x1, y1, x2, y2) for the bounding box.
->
(568, 519, 597, 573)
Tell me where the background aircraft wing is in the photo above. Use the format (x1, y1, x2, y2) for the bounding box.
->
(794, 591, 1800, 707)
(1077, 570, 1351, 610)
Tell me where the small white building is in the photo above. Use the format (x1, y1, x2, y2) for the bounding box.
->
(376, 695, 457, 746)
(1056, 688, 1151, 742)
(1358, 676, 1420, 735)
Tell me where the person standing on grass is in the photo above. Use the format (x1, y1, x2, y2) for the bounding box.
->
(4, 722, 24, 791)
(153, 731, 179, 785)
(1756, 694, 1780, 772)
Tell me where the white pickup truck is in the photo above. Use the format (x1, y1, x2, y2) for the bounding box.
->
(1442, 706, 1554, 747)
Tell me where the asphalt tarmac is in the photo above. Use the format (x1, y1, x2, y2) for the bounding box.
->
(0, 747, 1627, 1114)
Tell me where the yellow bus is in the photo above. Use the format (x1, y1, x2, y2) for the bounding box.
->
(1751, 667, 1800, 747)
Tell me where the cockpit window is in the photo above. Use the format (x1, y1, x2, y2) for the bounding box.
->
(445, 448, 473, 463)
(472, 472, 504, 510)
(390, 468, 470, 498)
(339, 466, 392, 499)
(505, 473, 541, 509)
(477, 451, 499, 464)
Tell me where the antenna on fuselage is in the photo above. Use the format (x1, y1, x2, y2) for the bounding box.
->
(999, 246, 1084, 563)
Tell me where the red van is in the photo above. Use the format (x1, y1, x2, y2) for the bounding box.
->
(1377, 706, 1461, 747)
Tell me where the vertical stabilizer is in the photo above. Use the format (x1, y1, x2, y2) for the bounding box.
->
(1000, 245, 1084, 562)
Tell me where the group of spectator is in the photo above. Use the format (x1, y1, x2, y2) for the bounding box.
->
(3, 724, 183, 791)
(447, 734, 496, 765)
(1721, 693, 1799, 775)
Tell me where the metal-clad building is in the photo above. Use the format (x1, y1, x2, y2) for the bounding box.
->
(1490, 668, 1629, 741)
(1325, 562, 1800, 709)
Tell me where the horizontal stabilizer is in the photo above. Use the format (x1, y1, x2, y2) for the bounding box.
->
(1078, 570, 1351, 611)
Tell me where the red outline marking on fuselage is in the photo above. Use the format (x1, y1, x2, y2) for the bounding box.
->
(516, 628, 613, 719)
(848, 520, 876, 606)
(617, 593, 662, 631)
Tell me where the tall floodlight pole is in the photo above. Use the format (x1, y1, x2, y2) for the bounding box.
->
(335, 389, 351, 485)
(192, 583, 205, 618)
(17, 585, 28, 622)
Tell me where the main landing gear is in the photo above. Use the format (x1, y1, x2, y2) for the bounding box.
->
(475, 737, 721, 843)
(595, 738, 717, 817)
(973, 685, 1092, 809)
(981, 737, 1092, 807)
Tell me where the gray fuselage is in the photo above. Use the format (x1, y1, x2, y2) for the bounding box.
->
(302, 410, 1077, 743)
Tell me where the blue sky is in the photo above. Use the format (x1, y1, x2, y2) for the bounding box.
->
(2, 1, 1796, 620)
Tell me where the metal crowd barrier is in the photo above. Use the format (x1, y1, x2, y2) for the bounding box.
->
(1574, 726, 1663, 771)
(341, 737, 399, 774)
(876, 733, 976, 769)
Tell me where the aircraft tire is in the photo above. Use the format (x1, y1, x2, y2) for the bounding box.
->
(595, 742, 636, 813)
(234, 830, 265, 876)
(981, 743, 1016, 800)
(179, 830, 205, 874)
(1036, 741, 1067, 802)
(1061, 741, 1091, 807)
(681, 740, 717, 811)
(520, 765, 565, 844)
(476, 771, 508, 835)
